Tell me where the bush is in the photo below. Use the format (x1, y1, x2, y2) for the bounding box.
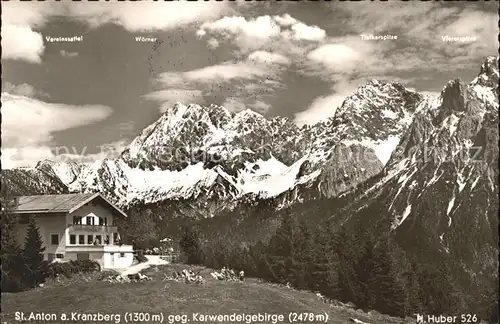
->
(136, 254, 148, 263)
(48, 260, 101, 278)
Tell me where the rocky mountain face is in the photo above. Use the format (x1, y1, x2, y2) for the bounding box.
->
(2, 56, 497, 316)
(318, 56, 499, 304)
(5, 78, 424, 216)
(3, 56, 497, 235)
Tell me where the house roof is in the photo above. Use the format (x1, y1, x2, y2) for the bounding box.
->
(11, 193, 127, 217)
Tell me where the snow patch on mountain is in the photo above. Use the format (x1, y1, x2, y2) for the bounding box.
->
(391, 204, 412, 230)
(238, 155, 321, 199)
(344, 135, 401, 166)
(126, 162, 220, 202)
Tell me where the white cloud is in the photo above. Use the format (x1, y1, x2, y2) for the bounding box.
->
(222, 97, 247, 112)
(199, 15, 282, 41)
(3, 82, 49, 99)
(1, 24, 45, 63)
(250, 100, 272, 114)
(2, 147, 59, 169)
(294, 93, 345, 126)
(148, 59, 285, 114)
(2, 139, 129, 169)
(1, 93, 113, 147)
(294, 77, 366, 126)
(144, 89, 203, 102)
(68, 2, 229, 32)
(157, 61, 268, 87)
(1, 1, 228, 63)
(285, 23, 326, 42)
(273, 14, 298, 27)
(143, 89, 204, 112)
(248, 51, 291, 66)
(197, 14, 326, 53)
(307, 44, 364, 73)
(185, 63, 266, 82)
(326, 4, 497, 74)
(1, 2, 59, 27)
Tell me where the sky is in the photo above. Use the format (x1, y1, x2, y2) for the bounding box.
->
(1, 0, 498, 169)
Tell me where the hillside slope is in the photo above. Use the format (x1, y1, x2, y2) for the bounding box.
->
(0, 264, 414, 324)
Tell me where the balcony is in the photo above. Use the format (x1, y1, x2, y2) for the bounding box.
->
(68, 224, 117, 233)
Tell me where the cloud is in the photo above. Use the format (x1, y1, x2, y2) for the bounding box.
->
(294, 76, 381, 126)
(143, 89, 204, 112)
(3, 82, 50, 99)
(199, 15, 282, 42)
(1, 1, 228, 63)
(197, 14, 326, 53)
(222, 97, 247, 112)
(1, 93, 113, 148)
(155, 58, 281, 89)
(250, 100, 272, 114)
(272, 14, 298, 27)
(294, 94, 344, 126)
(183, 63, 267, 82)
(1, 139, 129, 169)
(307, 44, 364, 74)
(146, 56, 286, 114)
(60, 50, 79, 58)
(1, 24, 45, 63)
(68, 2, 229, 32)
(247, 51, 291, 66)
(320, 4, 497, 74)
(284, 23, 326, 42)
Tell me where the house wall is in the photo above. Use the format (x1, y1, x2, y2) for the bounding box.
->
(102, 246, 135, 269)
(14, 213, 67, 260)
(65, 200, 133, 268)
(66, 201, 116, 228)
(14, 196, 132, 268)
(65, 245, 134, 269)
(65, 201, 121, 246)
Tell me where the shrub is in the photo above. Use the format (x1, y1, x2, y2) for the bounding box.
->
(136, 254, 148, 263)
(48, 260, 101, 278)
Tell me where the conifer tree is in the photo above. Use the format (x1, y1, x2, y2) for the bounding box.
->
(334, 228, 360, 304)
(1, 193, 27, 292)
(265, 213, 297, 284)
(22, 217, 49, 288)
(310, 223, 336, 296)
(291, 220, 314, 290)
(179, 225, 203, 265)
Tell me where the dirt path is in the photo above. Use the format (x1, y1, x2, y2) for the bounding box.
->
(118, 255, 170, 277)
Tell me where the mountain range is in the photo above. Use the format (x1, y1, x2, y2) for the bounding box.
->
(2, 57, 498, 302)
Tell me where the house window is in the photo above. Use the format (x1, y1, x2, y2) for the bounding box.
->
(87, 235, 93, 245)
(56, 253, 64, 259)
(99, 217, 104, 226)
(79, 235, 85, 244)
(69, 235, 76, 245)
(105, 235, 110, 245)
(95, 235, 102, 245)
(50, 234, 59, 245)
(120, 253, 125, 257)
(19, 215, 30, 224)
(73, 216, 82, 225)
(86, 216, 94, 225)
